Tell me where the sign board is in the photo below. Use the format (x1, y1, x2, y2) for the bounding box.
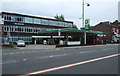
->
(97, 34, 106, 37)
(4, 21, 24, 25)
(85, 19, 90, 30)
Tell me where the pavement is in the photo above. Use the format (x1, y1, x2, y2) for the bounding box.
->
(14, 44, 56, 50)
(3, 43, 119, 50)
(2, 44, 119, 75)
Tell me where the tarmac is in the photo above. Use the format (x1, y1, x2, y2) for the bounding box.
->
(1, 43, 119, 50)
(15, 44, 56, 50)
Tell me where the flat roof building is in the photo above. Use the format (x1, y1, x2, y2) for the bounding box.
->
(0, 12, 75, 44)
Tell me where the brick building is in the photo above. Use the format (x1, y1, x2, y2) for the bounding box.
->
(92, 20, 120, 42)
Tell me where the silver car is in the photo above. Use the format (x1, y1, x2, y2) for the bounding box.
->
(16, 40, 25, 47)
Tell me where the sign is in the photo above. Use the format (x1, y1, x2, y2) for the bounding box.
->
(97, 34, 106, 37)
(4, 21, 24, 25)
(85, 19, 90, 30)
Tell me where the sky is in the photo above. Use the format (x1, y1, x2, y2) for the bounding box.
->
(1, 0, 120, 29)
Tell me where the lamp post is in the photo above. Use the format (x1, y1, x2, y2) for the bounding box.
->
(81, 0, 90, 45)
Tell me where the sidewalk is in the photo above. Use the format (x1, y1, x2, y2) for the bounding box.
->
(15, 44, 56, 50)
(60, 44, 119, 49)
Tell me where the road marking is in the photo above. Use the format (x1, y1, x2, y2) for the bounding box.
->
(21, 52, 25, 53)
(15, 52, 20, 54)
(79, 51, 91, 53)
(2, 60, 20, 64)
(50, 56, 53, 58)
(10, 53, 14, 54)
(21, 53, 120, 75)
(23, 59, 27, 61)
(64, 54, 66, 55)
(103, 49, 109, 50)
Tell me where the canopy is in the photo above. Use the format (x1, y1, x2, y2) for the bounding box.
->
(38, 28, 103, 34)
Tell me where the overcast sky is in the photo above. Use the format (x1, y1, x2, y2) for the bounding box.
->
(1, 0, 120, 28)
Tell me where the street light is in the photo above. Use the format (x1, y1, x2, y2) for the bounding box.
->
(81, 0, 90, 45)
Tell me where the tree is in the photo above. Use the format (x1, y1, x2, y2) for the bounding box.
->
(54, 14, 59, 20)
(54, 14, 65, 21)
(72, 25, 78, 29)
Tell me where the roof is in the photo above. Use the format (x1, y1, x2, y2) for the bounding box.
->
(1, 12, 73, 23)
(38, 28, 103, 34)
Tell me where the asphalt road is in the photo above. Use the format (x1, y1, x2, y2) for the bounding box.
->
(2, 44, 120, 75)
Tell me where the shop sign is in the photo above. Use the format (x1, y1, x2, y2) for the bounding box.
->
(4, 21, 24, 25)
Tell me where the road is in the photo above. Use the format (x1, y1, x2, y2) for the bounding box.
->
(2, 44, 120, 75)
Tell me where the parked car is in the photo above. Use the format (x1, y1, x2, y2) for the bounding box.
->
(16, 40, 25, 47)
(106, 40, 116, 44)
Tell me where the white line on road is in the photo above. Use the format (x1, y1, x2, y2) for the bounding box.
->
(2, 60, 20, 64)
(10, 53, 14, 54)
(22, 53, 120, 75)
(103, 49, 110, 50)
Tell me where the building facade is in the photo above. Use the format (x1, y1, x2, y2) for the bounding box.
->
(92, 20, 120, 42)
(0, 12, 74, 44)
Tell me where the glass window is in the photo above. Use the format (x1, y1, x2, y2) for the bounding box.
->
(25, 17, 33, 23)
(4, 26, 6, 32)
(4, 14, 7, 21)
(8, 15, 11, 21)
(15, 26, 19, 32)
(58, 22, 63, 26)
(6, 26, 10, 32)
(15, 16, 19, 22)
(15, 16, 24, 22)
(34, 18, 41, 24)
(4, 14, 11, 21)
(41, 19, 49, 25)
(50, 20, 57, 26)
(33, 28, 37, 33)
(25, 27, 27, 33)
(11, 15, 15, 21)
(68, 23, 73, 27)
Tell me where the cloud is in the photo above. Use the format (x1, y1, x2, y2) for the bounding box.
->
(1, 0, 118, 28)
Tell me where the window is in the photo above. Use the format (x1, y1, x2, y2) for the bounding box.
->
(58, 22, 63, 26)
(25, 17, 33, 23)
(7, 26, 9, 32)
(15, 16, 24, 22)
(4, 26, 6, 32)
(49, 20, 58, 26)
(10, 26, 14, 32)
(15, 26, 19, 32)
(68, 23, 73, 27)
(4, 25, 10, 32)
(4, 14, 11, 21)
(4, 14, 7, 21)
(41, 19, 49, 25)
(34, 18, 41, 24)
(3, 14, 15, 21)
